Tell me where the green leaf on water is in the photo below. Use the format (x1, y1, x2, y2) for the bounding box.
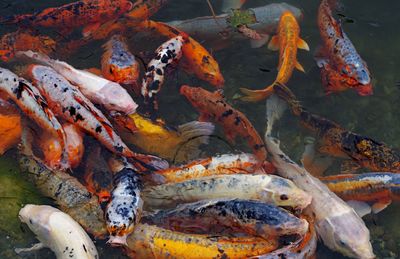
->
(227, 9, 257, 28)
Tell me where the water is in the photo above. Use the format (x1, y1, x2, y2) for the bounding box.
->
(0, 0, 400, 258)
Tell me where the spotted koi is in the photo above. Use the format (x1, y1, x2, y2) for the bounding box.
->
(141, 36, 184, 115)
(105, 156, 143, 246)
(180, 85, 268, 166)
(316, 0, 372, 95)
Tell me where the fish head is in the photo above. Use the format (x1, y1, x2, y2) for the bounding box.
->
(318, 213, 374, 258)
(266, 176, 312, 209)
(341, 63, 371, 86)
(355, 83, 373, 96)
(19, 204, 58, 237)
(99, 82, 138, 114)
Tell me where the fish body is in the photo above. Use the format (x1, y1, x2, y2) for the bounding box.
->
(105, 157, 143, 245)
(180, 85, 267, 164)
(316, 0, 372, 95)
(321, 172, 400, 214)
(126, 223, 278, 258)
(141, 36, 184, 115)
(274, 83, 400, 173)
(0, 99, 21, 154)
(152, 153, 261, 184)
(113, 113, 214, 163)
(63, 123, 84, 168)
(19, 129, 107, 237)
(0, 31, 56, 61)
(239, 11, 309, 102)
(265, 136, 374, 258)
(144, 199, 309, 238)
(2, 0, 132, 36)
(17, 50, 137, 114)
(26, 64, 134, 158)
(142, 174, 312, 211)
(0, 67, 65, 152)
(101, 34, 139, 85)
(17, 204, 98, 259)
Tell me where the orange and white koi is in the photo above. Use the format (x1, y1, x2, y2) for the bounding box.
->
(136, 20, 225, 87)
(0, 68, 65, 151)
(1, 0, 133, 36)
(321, 172, 400, 216)
(0, 98, 21, 155)
(316, 0, 372, 95)
(106, 157, 143, 246)
(141, 36, 184, 115)
(101, 34, 139, 86)
(26, 65, 134, 158)
(239, 11, 309, 102)
(180, 85, 267, 165)
(0, 31, 56, 62)
(144, 199, 309, 238)
(17, 50, 138, 114)
(63, 123, 84, 168)
(126, 224, 278, 259)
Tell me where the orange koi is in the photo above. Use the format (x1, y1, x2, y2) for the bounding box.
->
(136, 20, 225, 87)
(180, 85, 267, 165)
(0, 99, 21, 155)
(0, 31, 56, 62)
(101, 34, 140, 86)
(321, 172, 400, 216)
(239, 11, 309, 102)
(316, 0, 372, 95)
(63, 123, 84, 168)
(1, 0, 133, 36)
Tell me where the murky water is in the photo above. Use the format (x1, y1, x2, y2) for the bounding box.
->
(0, 0, 400, 258)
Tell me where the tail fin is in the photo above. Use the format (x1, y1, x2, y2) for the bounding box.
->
(272, 83, 303, 116)
(173, 121, 215, 163)
(239, 84, 274, 102)
(265, 94, 287, 136)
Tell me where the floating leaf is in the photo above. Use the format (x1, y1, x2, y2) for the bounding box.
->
(227, 9, 257, 28)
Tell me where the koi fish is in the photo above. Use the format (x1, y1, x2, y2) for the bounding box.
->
(101, 34, 139, 86)
(17, 50, 138, 114)
(144, 199, 309, 238)
(83, 146, 113, 203)
(16, 205, 98, 259)
(180, 85, 267, 165)
(105, 157, 143, 246)
(125, 0, 169, 21)
(151, 153, 262, 184)
(141, 36, 184, 115)
(0, 31, 55, 62)
(0, 68, 66, 153)
(265, 136, 374, 258)
(0, 99, 21, 155)
(142, 174, 312, 211)
(126, 223, 278, 258)
(112, 112, 214, 164)
(168, 3, 302, 49)
(136, 20, 225, 87)
(273, 83, 400, 173)
(316, 0, 372, 95)
(320, 172, 400, 216)
(1, 0, 133, 36)
(63, 123, 84, 168)
(19, 129, 107, 237)
(239, 11, 309, 102)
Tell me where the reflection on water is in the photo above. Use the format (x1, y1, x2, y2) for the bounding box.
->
(0, 0, 400, 258)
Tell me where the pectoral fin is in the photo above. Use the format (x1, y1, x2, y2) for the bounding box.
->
(267, 35, 279, 51)
(297, 38, 310, 51)
(295, 60, 305, 73)
(371, 199, 392, 214)
(15, 242, 45, 254)
(250, 33, 270, 48)
(347, 200, 371, 218)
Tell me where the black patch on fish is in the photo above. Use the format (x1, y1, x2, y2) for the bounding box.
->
(82, 244, 87, 253)
(95, 125, 102, 133)
(14, 82, 25, 99)
(114, 145, 124, 153)
(234, 116, 241, 125)
(221, 109, 233, 118)
(54, 183, 63, 197)
(69, 106, 76, 116)
(254, 144, 264, 150)
(75, 113, 84, 122)
(278, 154, 295, 164)
(156, 68, 163, 76)
(202, 55, 210, 64)
(149, 80, 160, 91)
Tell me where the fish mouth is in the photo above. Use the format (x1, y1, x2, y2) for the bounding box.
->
(356, 84, 373, 96)
(107, 234, 128, 246)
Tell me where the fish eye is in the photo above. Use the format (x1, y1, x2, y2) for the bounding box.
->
(280, 194, 289, 200)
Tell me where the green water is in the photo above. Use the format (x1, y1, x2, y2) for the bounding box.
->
(1, 0, 400, 258)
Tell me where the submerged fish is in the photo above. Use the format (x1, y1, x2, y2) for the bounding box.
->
(321, 172, 400, 216)
(101, 34, 139, 86)
(180, 85, 267, 165)
(16, 204, 98, 259)
(126, 223, 278, 258)
(142, 174, 311, 211)
(112, 112, 214, 163)
(144, 199, 309, 238)
(1, 0, 133, 36)
(239, 11, 309, 102)
(316, 0, 372, 95)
